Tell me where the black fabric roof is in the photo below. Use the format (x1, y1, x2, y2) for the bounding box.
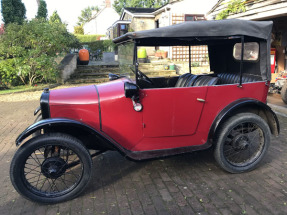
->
(113, 19, 273, 45)
(124, 7, 158, 14)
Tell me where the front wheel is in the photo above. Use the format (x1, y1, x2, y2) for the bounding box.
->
(214, 113, 271, 173)
(10, 133, 92, 204)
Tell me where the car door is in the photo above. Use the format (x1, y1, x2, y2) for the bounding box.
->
(141, 86, 207, 137)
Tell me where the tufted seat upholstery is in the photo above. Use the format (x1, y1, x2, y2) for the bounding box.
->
(193, 76, 219, 86)
(175, 73, 193, 87)
(217, 73, 262, 84)
(175, 73, 219, 87)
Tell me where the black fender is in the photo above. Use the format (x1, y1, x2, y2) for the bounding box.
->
(208, 98, 280, 142)
(15, 118, 122, 151)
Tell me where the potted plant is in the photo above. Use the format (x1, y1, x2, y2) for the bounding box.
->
(155, 50, 168, 58)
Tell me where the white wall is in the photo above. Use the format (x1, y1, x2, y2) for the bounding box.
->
(170, 0, 218, 15)
(84, 8, 119, 35)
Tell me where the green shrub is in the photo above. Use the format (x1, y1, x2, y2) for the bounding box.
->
(216, 0, 246, 20)
(78, 40, 116, 53)
(0, 59, 20, 87)
(103, 40, 116, 52)
(74, 26, 84, 35)
(0, 19, 80, 86)
(81, 41, 104, 52)
(74, 34, 116, 52)
(191, 62, 200, 67)
(75, 34, 104, 43)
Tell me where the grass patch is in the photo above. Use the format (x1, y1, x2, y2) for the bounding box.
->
(0, 84, 58, 95)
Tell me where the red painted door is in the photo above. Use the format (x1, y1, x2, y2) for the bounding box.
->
(141, 87, 207, 137)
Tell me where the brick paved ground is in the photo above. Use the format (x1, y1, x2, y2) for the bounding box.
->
(1, 98, 287, 215)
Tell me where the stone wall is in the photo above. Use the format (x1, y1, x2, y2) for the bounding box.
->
(58, 54, 77, 83)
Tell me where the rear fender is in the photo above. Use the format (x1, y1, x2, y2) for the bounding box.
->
(16, 118, 118, 150)
(208, 99, 280, 142)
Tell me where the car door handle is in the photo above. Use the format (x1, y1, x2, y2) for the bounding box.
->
(197, 98, 205, 102)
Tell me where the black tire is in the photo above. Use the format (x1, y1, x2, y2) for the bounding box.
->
(10, 133, 92, 204)
(214, 113, 270, 173)
(32, 114, 43, 137)
(281, 81, 287, 104)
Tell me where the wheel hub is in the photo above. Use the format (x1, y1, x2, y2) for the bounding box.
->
(232, 134, 250, 151)
(41, 157, 67, 179)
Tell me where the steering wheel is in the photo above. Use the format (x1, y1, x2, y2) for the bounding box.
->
(130, 67, 154, 85)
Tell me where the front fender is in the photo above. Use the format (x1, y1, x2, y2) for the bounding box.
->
(208, 98, 280, 141)
(16, 118, 118, 149)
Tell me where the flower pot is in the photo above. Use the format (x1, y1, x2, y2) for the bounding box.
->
(169, 64, 175, 70)
(162, 51, 168, 58)
(138, 48, 147, 58)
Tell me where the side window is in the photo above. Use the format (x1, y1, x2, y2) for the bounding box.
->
(185, 14, 205, 21)
(233, 42, 259, 61)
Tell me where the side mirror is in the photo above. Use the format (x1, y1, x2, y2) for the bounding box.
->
(109, 73, 120, 81)
(124, 82, 139, 98)
(125, 82, 143, 111)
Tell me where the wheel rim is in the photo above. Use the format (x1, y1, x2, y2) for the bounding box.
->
(22, 144, 84, 197)
(223, 122, 265, 167)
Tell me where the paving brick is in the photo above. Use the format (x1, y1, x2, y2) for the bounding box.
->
(130, 200, 144, 215)
(159, 189, 173, 202)
(186, 196, 205, 213)
(1, 99, 287, 215)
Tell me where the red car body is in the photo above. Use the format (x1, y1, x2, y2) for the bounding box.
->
(48, 79, 269, 153)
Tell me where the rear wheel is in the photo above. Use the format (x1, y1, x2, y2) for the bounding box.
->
(214, 113, 270, 173)
(10, 133, 92, 203)
(281, 81, 287, 104)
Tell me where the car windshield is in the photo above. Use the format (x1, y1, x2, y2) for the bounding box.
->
(121, 44, 214, 82)
(118, 42, 136, 81)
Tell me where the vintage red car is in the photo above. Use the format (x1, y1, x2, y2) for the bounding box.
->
(10, 19, 279, 204)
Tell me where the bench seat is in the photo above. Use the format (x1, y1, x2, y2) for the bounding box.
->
(217, 73, 262, 84)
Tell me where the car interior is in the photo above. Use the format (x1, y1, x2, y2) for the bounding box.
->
(138, 72, 263, 89)
(136, 40, 263, 89)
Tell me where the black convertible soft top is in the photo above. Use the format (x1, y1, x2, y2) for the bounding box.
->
(113, 19, 273, 45)
(113, 19, 273, 82)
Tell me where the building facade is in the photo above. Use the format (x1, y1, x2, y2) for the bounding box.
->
(111, 0, 215, 63)
(207, 0, 287, 73)
(84, 0, 119, 35)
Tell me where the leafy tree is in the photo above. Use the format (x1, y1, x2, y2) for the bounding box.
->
(113, 0, 169, 14)
(49, 11, 62, 24)
(0, 19, 80, 86)
(216, 0, 246, 20)
(36, 0, 48, 19)
(74, 25, 84, 35)
(1, 0, 26, 25)
(77, 6, 100, 26)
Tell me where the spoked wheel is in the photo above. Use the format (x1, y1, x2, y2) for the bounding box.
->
(214, 113, 271, 173)
(10, 133, 92, 204)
